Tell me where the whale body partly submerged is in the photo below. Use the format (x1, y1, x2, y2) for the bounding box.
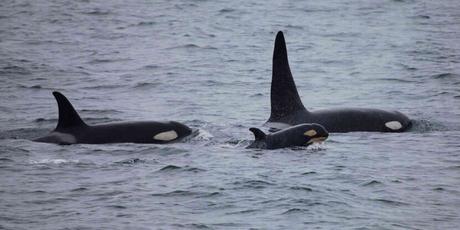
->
(34, 92, 192, 145)
(265, 31, 412, 133)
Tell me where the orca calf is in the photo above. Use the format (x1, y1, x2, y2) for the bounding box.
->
(266, 31, 412, 133)
(247, 123, 329, 149)
(34, 92, 192, 145)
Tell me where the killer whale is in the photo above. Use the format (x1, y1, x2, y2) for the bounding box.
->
(265, 31, 412, 133)
(34, 92, 192, 145)
(247, 123, 328, 149)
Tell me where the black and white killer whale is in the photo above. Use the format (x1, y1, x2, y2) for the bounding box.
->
(34, 92, 192, 145)
(247, 123, 329, 149)
(265, 31, 412, 133)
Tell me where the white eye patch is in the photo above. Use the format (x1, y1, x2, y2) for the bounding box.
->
(304, 129, 317, 137)
(153, 130, 178, 141)
(385, 121, 402, 130)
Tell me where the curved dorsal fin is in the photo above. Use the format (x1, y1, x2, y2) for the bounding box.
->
(52, 91, 87, 131)
(269, 31, 307, 121)
(249, 127, 266, 141)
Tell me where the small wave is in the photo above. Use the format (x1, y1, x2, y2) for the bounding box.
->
(290, 186, 313, 192)
(322, 32, 360, 38)
(286, 24, 304, 30)
(371, 198, 409, 206)
(133, 82, 161, 89)
(373, 78, 419, 83)
(198, 191, 221, 198)
(82, 84, 122, 90)
(155, 146, 189, 156)
(203, 80, 224, 86)
(82, 9, 112, 16)
(0, 157, 14, 162)
(29, 190, 47, 194)
(0, 127, 43, 142)
(87, 58, 130, 64)
(446, 165, 460, 170)
(201, 45, 218, 50)
(168, 44, 199, 49)
(411, 15, 430, 19)
(226, 209, 258, 215)
(187, 224, 211, 229)
(158, 165, 181, 171)
(142, 64, 160, 69)
(29, 159, 81, 165)
(431, 73, 459, 79)
(301, 171, 317, 175)
(250, 93, 264, 97)
(28, 158, 95, 168)
(282, 208, 308, 215)
(183, 166, 207, 173)
(24, 197, 76, 205)
(106, 205, 127, 209)
(18, 84, 43, 89)
(173, 223, 211, 229)
(157, 165, 206, 173)
(218, 8, 235, 14)
(292, 198, 324, 206)
(70, 187, 88, 192)
(151, 190, 218, 198)
(232, 179, 275, 189)
(396, 63, 418, 71)
(432, 91, 454, 97)
(114, 158, 145, 165)
(25, 40, 74, 45)
(135, 21, 156, 26)
(333, 165, 346, 171)
(174, 3, 198, 10)
(361, 180, 383, 186)
(1, 65, 31, 75)
(301, 7, 337, 13)
(166, 44, 217, 50)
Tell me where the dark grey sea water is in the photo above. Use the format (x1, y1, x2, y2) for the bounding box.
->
(1, 0, 460, 229)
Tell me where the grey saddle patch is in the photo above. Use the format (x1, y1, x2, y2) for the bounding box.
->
(50, 132, 77, 144)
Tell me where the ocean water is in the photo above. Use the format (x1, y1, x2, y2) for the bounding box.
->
(1, 0, 460, 229)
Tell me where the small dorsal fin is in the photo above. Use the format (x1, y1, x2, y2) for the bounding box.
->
(269, 31, 307, 121)
(249, 127, 266, 141)
(52, 91, 87, 130)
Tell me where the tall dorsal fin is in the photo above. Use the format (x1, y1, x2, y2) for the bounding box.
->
(52, 91, 87, 130)
(269, 31, 307, 121)
(249, 127, 266, 141)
